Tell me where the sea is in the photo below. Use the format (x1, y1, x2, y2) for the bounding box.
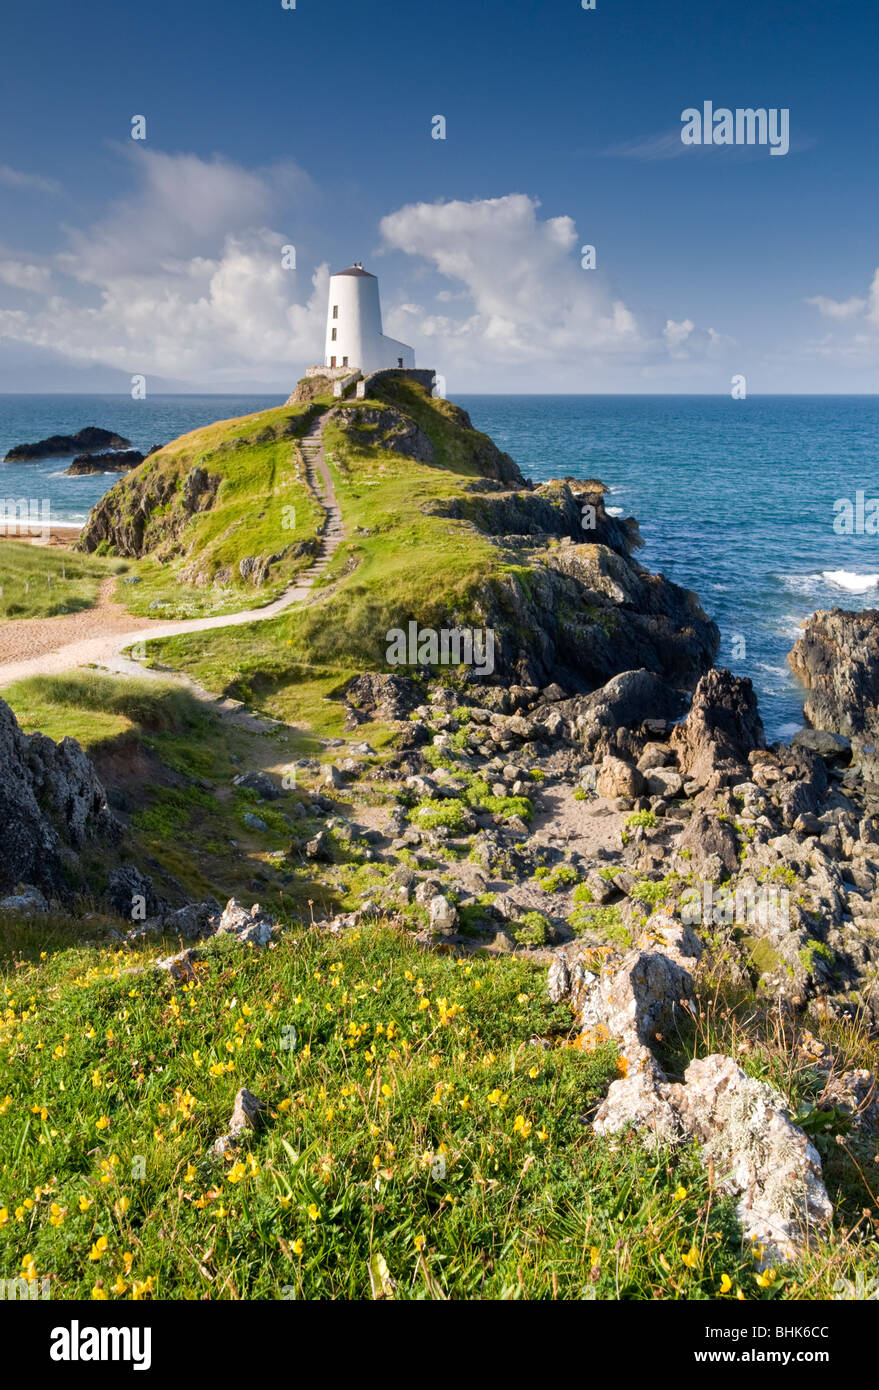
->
(2, 392, 877, 741)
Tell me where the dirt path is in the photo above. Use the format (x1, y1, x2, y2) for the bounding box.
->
(0, 412, 343, 691)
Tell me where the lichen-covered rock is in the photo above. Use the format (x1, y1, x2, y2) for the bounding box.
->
(428, 894, 457, 935)
(211, 1087, 266, 1156)
(672, 1055, 834, 1261)
(0, 886, 49, 916)
(574, 910, 832, 1263)
(216, 898, 276, 947)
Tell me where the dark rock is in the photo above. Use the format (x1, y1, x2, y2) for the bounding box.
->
(306, 832, 332, 862)
(0, 697, 120, 898)
(572, 669, 687, 762)
(344, 672, 422, 722)
(106, 865, 166, 920)
(233, 771, 282, 800)
(789, 609, 879, 740)
(792, 728, 852, 762)
(5, 426, 130, 462)
(64, 450, 145, 476)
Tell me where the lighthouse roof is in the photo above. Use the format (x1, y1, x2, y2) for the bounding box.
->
(333, 265, 376, 278)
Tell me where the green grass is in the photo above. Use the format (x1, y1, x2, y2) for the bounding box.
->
(2, 671, 212, 750)
(0, 671, 333, 913)
(0, 545, 121, 621)
(0, 917, 830, 1301)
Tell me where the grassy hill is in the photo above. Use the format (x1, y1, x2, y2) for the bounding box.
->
(77, 402, 326, 620)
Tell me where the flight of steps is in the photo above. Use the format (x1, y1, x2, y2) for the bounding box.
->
(297, 413, 344, 585)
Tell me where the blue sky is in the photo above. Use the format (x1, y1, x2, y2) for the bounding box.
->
(1, 0, 877, 391)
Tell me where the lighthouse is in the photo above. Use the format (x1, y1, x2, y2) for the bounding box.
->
(324, 263, 415, 374)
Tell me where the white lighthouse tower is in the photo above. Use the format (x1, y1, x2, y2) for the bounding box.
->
(324, 263, 415, 374)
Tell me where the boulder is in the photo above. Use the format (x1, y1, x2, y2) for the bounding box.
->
(216, 898, 276, 947)
(596, 756, 644, 799)
(671, 668, 765, 788)
(428, 894, 458, 935)
(0, 886, 49, 916)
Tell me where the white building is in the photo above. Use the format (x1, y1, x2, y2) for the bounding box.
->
(324, 264, 415, 373)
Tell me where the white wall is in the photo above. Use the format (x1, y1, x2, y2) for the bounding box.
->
(325, 271, 414, 372)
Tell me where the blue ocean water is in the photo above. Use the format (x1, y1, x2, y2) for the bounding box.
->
(2, 392, 877, 739)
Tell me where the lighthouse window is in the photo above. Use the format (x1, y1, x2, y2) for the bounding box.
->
(342, 356, 349, 367)
(332, 305, 338, 319)
(331, 328, 337, 341)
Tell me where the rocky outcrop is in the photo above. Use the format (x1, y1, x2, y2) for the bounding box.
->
(64, 449, 148, 476)
(570, 669, 687, 762)
(553, 911, 834, 1263)
(670, 668, 765, 788)
(77, 463, 221, 558)
(428, 478, 639, 555)
(789, 608, 879, 738)
(335, 405, 436, 464)
(0, 696, 119, 898)
(5, 426, 130, 462)
(480, 545, 719, 693)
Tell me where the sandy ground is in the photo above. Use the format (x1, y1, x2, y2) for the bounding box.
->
(0, 417, 343, 690)
(0, 524, 82, 548)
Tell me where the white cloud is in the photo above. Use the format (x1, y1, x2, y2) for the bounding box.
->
(805, 293, 867, 320)
(0, 260, 52, 292)
(379, 194, 645, 377)
(378, 193, 730, 386)
(0, 164, 61, 194)
(806, 269, 879, 325)
(663, 317, 695, 354)
(0, 149, 326, 386)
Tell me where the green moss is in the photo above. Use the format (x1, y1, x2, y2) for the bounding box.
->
(630, 875, 679, 907)
(512, 911, 551, 947)
(799, 938, 836, 974)
(568, 903, 631, 948)
(534, 864, 579, 892)
(411, 798, 471, 833)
